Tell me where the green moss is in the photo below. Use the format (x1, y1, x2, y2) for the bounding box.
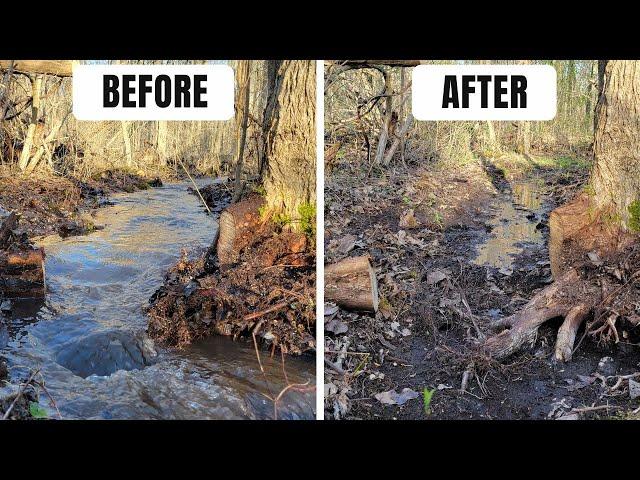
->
(252, 184, 267, 196)
(273, 212, 291, 228)
(298, 202, 316, 238)
(583, 184, 596, 197)
(628, 200, 640, 232)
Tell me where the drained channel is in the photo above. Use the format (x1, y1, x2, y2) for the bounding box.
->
(0, 181, 315, 419)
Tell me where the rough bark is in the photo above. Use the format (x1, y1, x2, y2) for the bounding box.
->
(325, 256, 379, 312)
(263, 60, 315, 227)
(590, 60, 640, 231)
(232, 60, 251, 203)
(17, 75, 42, 171)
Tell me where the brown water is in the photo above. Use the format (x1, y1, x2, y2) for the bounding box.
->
(0, 181, 315, 419)
(473, 180, 544, 271)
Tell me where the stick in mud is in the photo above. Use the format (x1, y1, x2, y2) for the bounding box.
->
(177, 158, 211, 215)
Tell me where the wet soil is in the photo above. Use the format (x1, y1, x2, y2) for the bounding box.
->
(325, 153, 640, 420)
(0, 169, 164, 239)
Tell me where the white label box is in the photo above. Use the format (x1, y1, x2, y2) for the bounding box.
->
(412, 64, 557, 121)
(73, 64, 234, 121)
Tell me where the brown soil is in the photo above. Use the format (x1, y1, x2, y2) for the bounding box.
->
(0, 169, 164, 238)
(325, 152, 640, 420)
(147, 184, 316, 355)
(187, 179, 233, 214)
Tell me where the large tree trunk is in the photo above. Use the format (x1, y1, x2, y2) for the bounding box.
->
(263, 60, 316, 228)
(232, 60, 251, 203)
(17, 75, 42, 171)
(590, 60, 640, 231)
(157, 121, 168, 166)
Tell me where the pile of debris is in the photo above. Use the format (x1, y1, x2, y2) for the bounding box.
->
(147, 190, 316, 355)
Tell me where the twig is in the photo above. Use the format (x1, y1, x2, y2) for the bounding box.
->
(244, 301, 289, 321)
(2, 368, 40, 420)
(177, 158, 211, 214)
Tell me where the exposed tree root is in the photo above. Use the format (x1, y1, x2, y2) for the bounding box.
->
(483, 269, 589, 360)
(554, 303, 590, 362)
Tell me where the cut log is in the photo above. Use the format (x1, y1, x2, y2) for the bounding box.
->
(0, 213, 18, 249)
(216, 194, 266, 266)
(0, 60, 73, 77)
(0, 248, 45, 298)
(325, 256, 378, 312)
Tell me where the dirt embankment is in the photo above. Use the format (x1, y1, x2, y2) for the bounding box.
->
(325, 151, 640, 420)
(0, 169, 163, 238)
(148, 182, 316, 355)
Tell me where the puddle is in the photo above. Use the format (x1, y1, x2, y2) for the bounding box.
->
(0, 181, 315, 419)
(473, 180, 545, 271)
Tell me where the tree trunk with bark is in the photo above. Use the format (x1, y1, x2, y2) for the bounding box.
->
(121, 121, 133, 168)
(17, 75, 42, 171)
(232, 60, 251, 203)
(263, 60, 316, 229)
(157, 121, 168, 166)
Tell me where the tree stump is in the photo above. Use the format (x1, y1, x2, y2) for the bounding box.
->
(549, 193, 594, 278)
(325, 256, 378, 312)
(216, 194, 266, 266)
(0, 248, 45, 298)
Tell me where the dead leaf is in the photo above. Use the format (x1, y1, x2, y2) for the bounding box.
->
(325, 318, 348, 335)
(587, 251, 603, 267)
(324, 303, 339, 316)
(399, 209, 419, 229)
(374, 388, 419, 406)
(426, 269, 450, 285)
(337, 234, 357, 254)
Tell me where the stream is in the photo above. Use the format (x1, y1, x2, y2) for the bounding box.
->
(473, 179, 545, 272)
(0, 181, 315, 419)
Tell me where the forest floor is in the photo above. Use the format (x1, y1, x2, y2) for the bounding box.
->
(325, 149, 640, 420)
(0, 167, 163, 238)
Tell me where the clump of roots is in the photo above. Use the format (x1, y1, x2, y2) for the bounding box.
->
(146, 224, 316, 355)
(483, 242, 640, 362)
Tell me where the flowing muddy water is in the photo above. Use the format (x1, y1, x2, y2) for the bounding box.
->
(0, 181, 315, 419)
(473, 180, 545, 271)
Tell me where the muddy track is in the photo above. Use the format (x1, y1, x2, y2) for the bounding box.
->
(327, 156, 640, 420)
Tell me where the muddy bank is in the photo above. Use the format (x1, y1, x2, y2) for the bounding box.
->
(147, 185, 316, 355)
(0, 169, 163, 239)
(325, 152, 640, 420)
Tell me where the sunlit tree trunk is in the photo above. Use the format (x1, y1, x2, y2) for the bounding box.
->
(590, 60, 640, 231)
(18, 75, 42, 171)
(157, 121, 168, 165)
(232, 60, 251, 202)
(263, 60, 315, 228)
(121, 121, 133, 168)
